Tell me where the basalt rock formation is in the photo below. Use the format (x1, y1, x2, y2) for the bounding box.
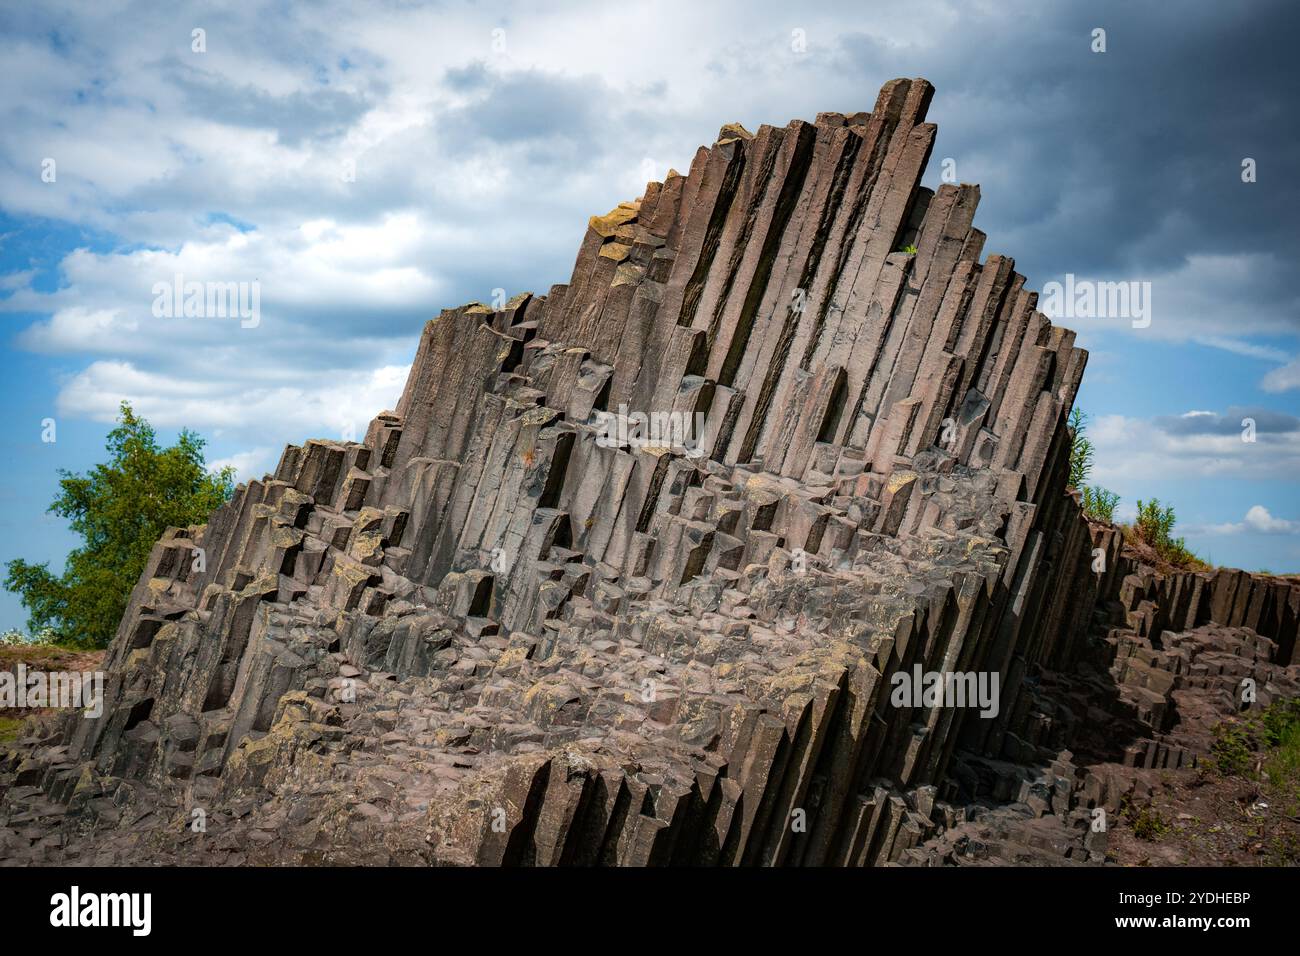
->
(2, 78, 1297, 866)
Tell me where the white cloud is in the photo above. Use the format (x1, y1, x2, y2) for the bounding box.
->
(0, 1, 733, 458)
(1089, 412, 1300, 485)
(1262, 355, 1300, 393)
(1194, 505, 1300, 537)
(1193, 337, 1291, 363)
(56, 359, 408, 441)
(9, 217, 446, 353)
(210, 448, 277, 483)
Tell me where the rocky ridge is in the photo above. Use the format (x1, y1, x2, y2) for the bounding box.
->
(2, 78, 1296, 866)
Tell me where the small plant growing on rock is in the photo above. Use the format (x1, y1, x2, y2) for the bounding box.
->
(1128, 497, 1208, 571)
(1068, 408, 1122, 524)
(1082, 485, 1120, 523)
(1068, 407, 1094, 489)
(1135, 498, 1176, 546)
(1127, 802, 1170, 841)
(1211, 721, 1255, 777)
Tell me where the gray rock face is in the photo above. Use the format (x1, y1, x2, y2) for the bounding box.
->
(2, 77, 1296, 866)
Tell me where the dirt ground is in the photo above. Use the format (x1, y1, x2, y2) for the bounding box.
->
(0, 645, 107, 741)
(1109, 748, 1300, 866)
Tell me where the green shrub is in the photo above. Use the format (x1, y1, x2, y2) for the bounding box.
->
(1129, 804, 1169, 841)
(1082, 485, 1120, 523)
(1135, 498, 1176, 546)
(1130, 497, 1208, 570)
(1210, 721, 1254, 776)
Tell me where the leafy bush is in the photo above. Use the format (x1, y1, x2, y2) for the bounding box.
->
(1211, 721, 1255, 776)
(1133, 806, 1169, 840)
(1123, 801, 1170, 841)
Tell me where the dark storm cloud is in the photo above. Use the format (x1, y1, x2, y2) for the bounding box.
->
(828, 0, 1300, 329)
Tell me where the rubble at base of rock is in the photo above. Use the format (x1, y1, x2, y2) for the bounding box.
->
(1, 78, 1296, 867)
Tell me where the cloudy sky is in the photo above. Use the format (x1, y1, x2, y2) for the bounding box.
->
(2, 0, 1298, 630)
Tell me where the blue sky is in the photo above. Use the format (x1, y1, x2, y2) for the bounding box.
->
(2, 0, 1298, 631)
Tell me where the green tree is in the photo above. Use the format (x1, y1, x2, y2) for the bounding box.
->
(4, 402, 234, 648)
